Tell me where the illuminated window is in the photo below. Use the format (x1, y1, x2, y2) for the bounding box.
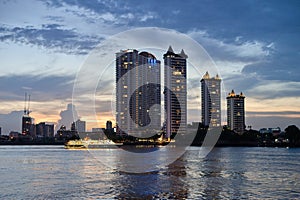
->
(173, 71, 182, 75)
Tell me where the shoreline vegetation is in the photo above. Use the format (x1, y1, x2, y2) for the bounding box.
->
(1, 124, 299, 148)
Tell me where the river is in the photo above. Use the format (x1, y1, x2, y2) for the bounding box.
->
(0, 146, 299, 199)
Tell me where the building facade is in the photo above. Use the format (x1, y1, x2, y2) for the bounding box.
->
(164, 46, 187, 139)
(22, 115, 35, 137)
(74, 119, 86, 133)
(201, 72, 222, 127)
(227, 90, 245, 134)
(116, 49, 161, 135)
(36, 122, 54, 138)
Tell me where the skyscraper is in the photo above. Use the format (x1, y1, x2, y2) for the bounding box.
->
(201, 71, 221, 127)
(227, 90, 245, 134)
(116, 49, 161, 135)
(164, 46, 187, 139)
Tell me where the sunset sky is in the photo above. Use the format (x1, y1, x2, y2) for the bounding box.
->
(0, 0, 299, 134)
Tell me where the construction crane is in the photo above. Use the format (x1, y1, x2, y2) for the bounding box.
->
(23, 92, 32, 116)
(24, 92, 27, 115)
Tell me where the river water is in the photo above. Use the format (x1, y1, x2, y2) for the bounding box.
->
(0, 146, 299, 199)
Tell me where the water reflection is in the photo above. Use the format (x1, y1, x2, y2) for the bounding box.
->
(113, 155, 188, 199)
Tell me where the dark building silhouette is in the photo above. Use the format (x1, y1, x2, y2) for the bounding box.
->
(106, 120, 113, 130)
(227, 90, 245, 134)
(55, 125, 78, 141)
(22, 93, 35, 137)
(36, 122, 54, 138)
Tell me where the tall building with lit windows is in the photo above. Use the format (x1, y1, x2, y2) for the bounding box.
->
(116, 49, 161, 135)
(227, 90, 245, 134)
(201, 71, 221, 127)
(164, 46, 187, 139)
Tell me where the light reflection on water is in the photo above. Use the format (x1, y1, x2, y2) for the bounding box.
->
(0, 146, 299, 199)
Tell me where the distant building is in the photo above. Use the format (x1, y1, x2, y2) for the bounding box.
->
(22, 115, 35, 137)
(9, 131, 20, 139)
(91, 128, 103, 132)
(201, 72, 222, 127)
(164, 46, 188, 139)
(227, 90, 245, 134)
(55, 125, 77, 141)
(259, 127, 281, 137)
(116, 49, 161, 135)
(74, 119, 86, 133)
(36, 122, 54, 138)
(106, 121, 113, 130)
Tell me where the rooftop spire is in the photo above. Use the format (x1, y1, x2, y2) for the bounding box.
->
(180, 49, 188, 58)
(228, 89, 235, 97)
(167, 45, 174, 53)
(203, 71, 210, 79)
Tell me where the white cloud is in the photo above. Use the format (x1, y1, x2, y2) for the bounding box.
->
(139, 12, 157, 22)
(187, 29, 273, 60)
(247, 81, 300, 98)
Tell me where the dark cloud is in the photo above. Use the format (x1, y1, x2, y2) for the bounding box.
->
(42, 0, 129, 16)
(0, 111, 23, 134)
(246, 116, 300, 130)
(0, 74, 75, 101)
(223, 75, 260, 95)
(247, 111, 300, 116)
(0, 24, 102, 55)
(44, 15, 65, 23)
(242, 55, 300, 82)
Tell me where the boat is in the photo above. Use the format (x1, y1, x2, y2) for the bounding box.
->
(64, 139, 123, 149)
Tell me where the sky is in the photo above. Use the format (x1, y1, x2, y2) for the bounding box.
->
(0, 0, 299, 134)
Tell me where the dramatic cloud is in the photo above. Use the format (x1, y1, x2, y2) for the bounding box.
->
(0, 0, 299, 132)
(0, 111, 23, 134)
(187, 30, 273, 62)
(56, 103, 78, 131)
(0, 74, 75, 102)
(0, 24, 101, 55)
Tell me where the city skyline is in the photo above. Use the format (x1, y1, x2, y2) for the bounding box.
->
(0, 1, 299, 133)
